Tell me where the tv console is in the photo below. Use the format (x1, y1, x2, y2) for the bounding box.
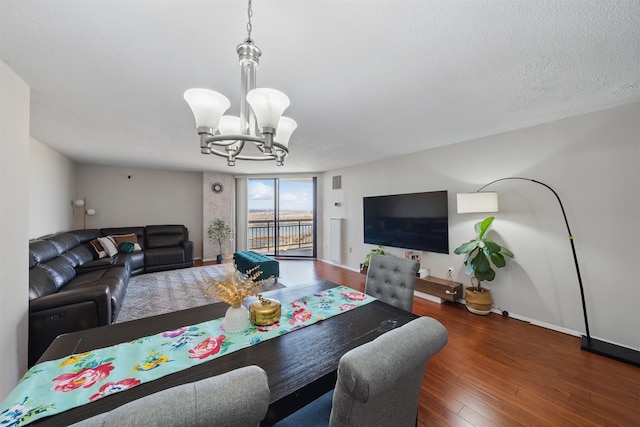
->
(414, 276, 463, 303)
(359, 265, 462, 303)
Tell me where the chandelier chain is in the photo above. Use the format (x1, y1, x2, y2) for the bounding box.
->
(246, 0, 253, 41)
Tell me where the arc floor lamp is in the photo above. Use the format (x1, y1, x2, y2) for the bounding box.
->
(457, 177, 640, 367)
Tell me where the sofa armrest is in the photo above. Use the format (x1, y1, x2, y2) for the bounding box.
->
(181, 240, 195, 264)
(75, 257, 116, 273)
(29, 285, 112, 326)
(29, 285, 112, 366)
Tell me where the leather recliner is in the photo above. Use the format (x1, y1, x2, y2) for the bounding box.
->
(28, 224, 195, 367)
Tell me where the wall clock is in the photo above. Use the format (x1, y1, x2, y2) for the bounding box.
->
(212, 183, 224, 194)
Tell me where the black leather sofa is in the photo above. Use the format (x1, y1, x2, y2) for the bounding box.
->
(28, 224, 194, 366)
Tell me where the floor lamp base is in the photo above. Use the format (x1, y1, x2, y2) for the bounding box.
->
(581, 336, 640, 367)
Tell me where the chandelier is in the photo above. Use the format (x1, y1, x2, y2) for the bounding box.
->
(183, 0, 296, 167)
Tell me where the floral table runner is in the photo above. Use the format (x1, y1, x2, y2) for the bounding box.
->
(0, 285, 375, 427)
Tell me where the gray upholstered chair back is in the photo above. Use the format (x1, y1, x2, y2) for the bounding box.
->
(329, 317, 448, 427)
(272, 317, 448, 427)
(70, 365, 270, 427)
(365, 254, 419, 312)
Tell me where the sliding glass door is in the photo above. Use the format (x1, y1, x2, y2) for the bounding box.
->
(247, 177, 316, 258)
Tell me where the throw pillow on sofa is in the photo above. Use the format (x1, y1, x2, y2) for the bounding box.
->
(97, 236, 119, 257)
(111, 233, 142, 251)
(90, 239, 108, 259)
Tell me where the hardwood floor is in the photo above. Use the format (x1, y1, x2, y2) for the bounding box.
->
(275, 259, 640, 427)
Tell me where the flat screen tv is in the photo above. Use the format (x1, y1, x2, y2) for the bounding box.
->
(363, 190, 449, 254)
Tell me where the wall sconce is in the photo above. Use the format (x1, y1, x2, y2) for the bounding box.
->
(457, 177, 640, 367)
(73, 197, 96, 229)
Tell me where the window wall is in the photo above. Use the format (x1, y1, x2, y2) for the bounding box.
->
(245, 177, 316, 258)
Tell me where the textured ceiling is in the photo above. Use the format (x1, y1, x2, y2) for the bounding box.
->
(1, 0, 639, 175)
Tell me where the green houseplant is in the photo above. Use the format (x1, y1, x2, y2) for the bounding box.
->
(207, 218, 233, 263)
(359, 246, 390, 274)
(454, 216, 514, 315)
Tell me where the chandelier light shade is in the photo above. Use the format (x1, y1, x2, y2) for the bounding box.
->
(274, 116, 298, 148)
(218, 116, 244, 136)
(183, 0, 296, 167)
(456, 192, 499, 213)
(246, 88, 290, 131)
(183, 89, 231, 131)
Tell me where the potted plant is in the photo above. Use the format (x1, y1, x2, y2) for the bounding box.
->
(359, 246, 390, 274)
(207, 218, 233, 264)
(454, 216, 514, 315)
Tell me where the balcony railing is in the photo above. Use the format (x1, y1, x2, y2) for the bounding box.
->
(248, 219, 313, 252)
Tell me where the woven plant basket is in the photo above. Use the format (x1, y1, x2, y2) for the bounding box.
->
(464, 287, 492, 315)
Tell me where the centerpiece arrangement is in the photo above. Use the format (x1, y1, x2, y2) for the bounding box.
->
(198, 265, 278, 333)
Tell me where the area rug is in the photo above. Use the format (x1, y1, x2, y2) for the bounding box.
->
(116, 264, 284, 323)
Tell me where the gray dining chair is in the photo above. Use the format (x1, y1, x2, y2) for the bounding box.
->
(365, 253, 419, 312)
(70, 365, 270, 427)
(273, 316, 448, 427)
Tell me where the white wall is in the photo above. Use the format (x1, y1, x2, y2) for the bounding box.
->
(29, 137, 76, 238)
(0, 61, 30, 400)
(320, 102, 640, 352)
(75, 164, 204, 258)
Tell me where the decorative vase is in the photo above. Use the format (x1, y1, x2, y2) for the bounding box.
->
(464, 287, 492, 315)
(224, 303, 249, 333)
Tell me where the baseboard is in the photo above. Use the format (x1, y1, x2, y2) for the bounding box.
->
(528, 316, 581, 336)
(319, 258, 354, 269)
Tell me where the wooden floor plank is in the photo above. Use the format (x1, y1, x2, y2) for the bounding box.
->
(199, 259, 640, 426)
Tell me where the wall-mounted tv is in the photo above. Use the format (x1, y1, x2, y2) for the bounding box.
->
(363, 190, 449, 254)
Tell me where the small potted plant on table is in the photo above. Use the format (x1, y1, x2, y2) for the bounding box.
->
(454, 216, 514, 315)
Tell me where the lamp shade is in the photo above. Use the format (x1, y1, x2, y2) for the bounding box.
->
(86, 209, 96, 216)
(183, 89, 230, 130)
(218, 115, 246, 153)
(457, 192, 499, 214)
(274, 117, 297, 147)
(218, 115, 244, 135)
(73, 199, 85, 207)
(246, 88, 290, 131)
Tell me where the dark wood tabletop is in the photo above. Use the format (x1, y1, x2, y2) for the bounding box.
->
(33, 280, 418, 426)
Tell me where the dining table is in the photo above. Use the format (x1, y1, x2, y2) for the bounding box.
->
(31, 279, 418, 426)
